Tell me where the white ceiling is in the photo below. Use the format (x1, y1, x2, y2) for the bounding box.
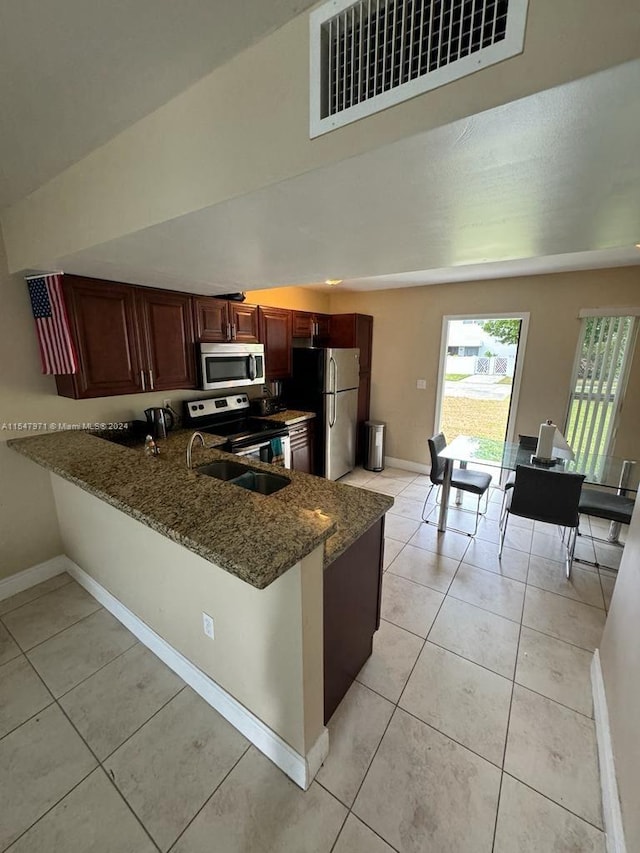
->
(0, 0, 316, 209)
(58, 59, 640, 294)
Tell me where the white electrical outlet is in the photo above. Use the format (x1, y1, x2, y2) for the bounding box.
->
(202, 612, 215, 639)
(416, 379, 427, 390)
(163, 398, 171, 409)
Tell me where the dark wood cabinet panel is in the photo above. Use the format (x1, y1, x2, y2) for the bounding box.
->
(329, 313, 373, 371)
(230, 303, 259, 343)
(324, 516, 384, 722)
(194, 297, 229, 342)
(292, 311, 313, 337)
(315, 314, 331, 341)
(56, 277, 144, 399)
(137, 289, 196, 392)
(258, 307, 292, 380)
(329, 313, 374, 463)
(194, 298, 258, 343)
(289, 420, 315, 474)
(292, 311, 331, 343)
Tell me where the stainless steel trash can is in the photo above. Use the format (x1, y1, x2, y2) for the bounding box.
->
(364, 420, 386, 472)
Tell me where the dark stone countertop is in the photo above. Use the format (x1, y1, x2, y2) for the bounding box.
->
(9, 429, 392, 590)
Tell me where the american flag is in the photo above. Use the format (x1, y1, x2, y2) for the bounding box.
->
(27, 274, 78, 374)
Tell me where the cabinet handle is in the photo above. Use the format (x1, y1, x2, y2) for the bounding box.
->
(232, 324, 237, 340)
(149, 368, 154, 390)
(314, 322, 318, 337)
(227, 322, 232, 340)
(141, 370, 146, 391)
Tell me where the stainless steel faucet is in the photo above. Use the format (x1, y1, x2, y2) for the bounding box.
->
(186, 431, 206, 469)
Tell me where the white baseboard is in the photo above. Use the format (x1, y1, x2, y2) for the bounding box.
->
(0, 555, 70, 602)
(60, 557, 326, 790)
(384, 456, 431, 475)
(592, 650, 627, 853)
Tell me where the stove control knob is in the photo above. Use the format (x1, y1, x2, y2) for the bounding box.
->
(191, 405, 197, 411)
(198, 404, 205, 410)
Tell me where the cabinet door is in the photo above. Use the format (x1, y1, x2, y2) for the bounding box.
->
(58, 276, 144, 398)
(230, 303, 259, 343)
(315, 314, 331, 341)
(289, 421, 315, 474)
(258, 307, 292, 380)
(292, 311, 313, 337)
(137, 289, 196, 391)
(194, 297, 230, 342)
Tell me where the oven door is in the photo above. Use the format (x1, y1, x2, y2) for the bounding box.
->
(234, 436, 291, 469)
(200, 344, 265, 390)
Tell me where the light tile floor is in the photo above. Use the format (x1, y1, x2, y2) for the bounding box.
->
(0, 466, 621, 852)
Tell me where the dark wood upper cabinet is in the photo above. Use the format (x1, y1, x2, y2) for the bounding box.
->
(258, 307, 292, 380)
(194, 297, 229, 342)
(56, 276, 144, 399)
(194, 297, 259, 343)
(329, 313, 373, 372)
(292, 311, 330, 343)
(229, 302, 259, 343)
(137, 289, 196, 392)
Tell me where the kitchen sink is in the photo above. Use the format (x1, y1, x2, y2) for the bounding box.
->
(196, 460, 250, 481)
(230, 471, 290, 495)
(196, 461, 290, 495)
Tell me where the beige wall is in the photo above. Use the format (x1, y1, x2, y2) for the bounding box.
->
(327, 267, 640, 469)
(0, 233, 220, 580)
(599, 500, 640, 851)
(249, 286, 330, 313)
(3, 0, 639, 270)
(53, 474, 325, 756)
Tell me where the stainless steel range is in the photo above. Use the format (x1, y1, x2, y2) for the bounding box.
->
(184, 394, 291, 468)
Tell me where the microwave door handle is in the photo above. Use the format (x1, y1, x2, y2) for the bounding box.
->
(248, 354, 257, 381)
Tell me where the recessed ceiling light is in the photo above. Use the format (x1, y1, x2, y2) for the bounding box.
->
(325, 279, 343, 286)
(635, 243, 640, 249)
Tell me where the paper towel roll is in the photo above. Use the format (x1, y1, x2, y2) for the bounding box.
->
(536, 421, 556, 461)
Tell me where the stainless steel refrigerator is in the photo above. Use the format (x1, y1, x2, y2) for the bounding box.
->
(285, 347, 360, 480)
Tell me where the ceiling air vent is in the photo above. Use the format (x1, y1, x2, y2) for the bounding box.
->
(310, 0, 529, 137)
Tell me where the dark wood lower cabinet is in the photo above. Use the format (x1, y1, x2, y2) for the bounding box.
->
(289, 420, 315, 474)
(323, 516, 385, 723)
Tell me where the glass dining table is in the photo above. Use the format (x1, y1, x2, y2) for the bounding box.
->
(436, 435, 637, 535)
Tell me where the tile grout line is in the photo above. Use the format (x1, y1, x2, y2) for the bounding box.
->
(500, 770, 607, 834)
(489, 544, 528, 852)
(0, 574, 74, 619)
(340, 545, 471, 849)
(164, 742, 253, 853)
(6, 648, 165, 853)
(4, 600, 104, 656)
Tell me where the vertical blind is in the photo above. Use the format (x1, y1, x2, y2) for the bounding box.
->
(565, 315, 638, 468)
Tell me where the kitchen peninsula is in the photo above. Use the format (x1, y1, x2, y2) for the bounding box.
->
(9, 428, 392, 789)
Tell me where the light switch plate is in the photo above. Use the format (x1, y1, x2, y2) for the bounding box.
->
(416, 379, 427, 390)
(202, 612, 215, 639)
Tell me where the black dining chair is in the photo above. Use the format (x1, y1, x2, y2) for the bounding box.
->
(499, 465, 585, 578)
(423, 432, 492, 535)
(499, 435, 539, 528)
(575, 487, 635, 568)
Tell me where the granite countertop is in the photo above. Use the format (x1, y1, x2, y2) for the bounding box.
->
(254, 409, 316, 426)
(9, 429, 392, 590)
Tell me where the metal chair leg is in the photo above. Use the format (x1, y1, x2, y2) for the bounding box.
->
(566, 526, 577, 579)
(499, 512, 509, 557)
(421, 484, 436, 522)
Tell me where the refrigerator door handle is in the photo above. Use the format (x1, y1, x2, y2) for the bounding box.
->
(328, 357, 337, 427)
(329, 392, 336, 428)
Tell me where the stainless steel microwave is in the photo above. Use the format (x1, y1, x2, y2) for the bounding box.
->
(199, 343, 265, 390)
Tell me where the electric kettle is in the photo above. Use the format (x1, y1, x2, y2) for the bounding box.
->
(144, 407, 175, 440)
